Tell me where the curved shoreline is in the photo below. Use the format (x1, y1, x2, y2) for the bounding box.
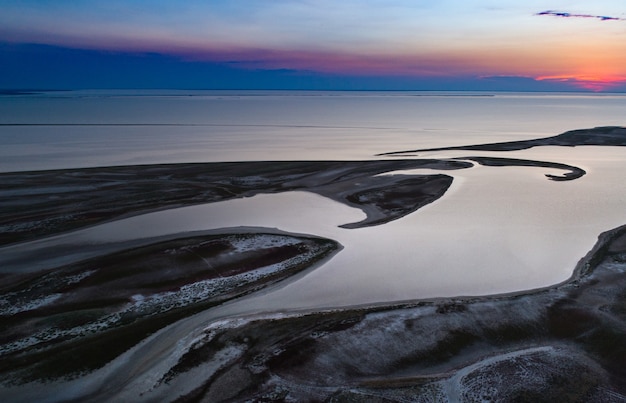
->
(0, 228, 341, 383)
(138, 222, 626, 402)
(2, 126, 626, 401)
(2, 221, 625, 401)
(0, 159, 471, 247)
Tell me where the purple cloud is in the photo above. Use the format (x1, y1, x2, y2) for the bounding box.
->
(536, 10, 624, 21)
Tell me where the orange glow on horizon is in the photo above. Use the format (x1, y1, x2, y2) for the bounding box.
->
(536, 74, 626, 92)
(530, 39, 626, 91)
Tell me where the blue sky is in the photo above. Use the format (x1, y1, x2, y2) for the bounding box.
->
(1, 0, 626, 91)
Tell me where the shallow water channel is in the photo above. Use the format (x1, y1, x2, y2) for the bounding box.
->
(4, 147, 626, 312)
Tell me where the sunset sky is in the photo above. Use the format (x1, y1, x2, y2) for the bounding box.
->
(1, 0, 626, 91)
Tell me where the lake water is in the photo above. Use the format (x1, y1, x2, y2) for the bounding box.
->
(1, 90, 625, 171)
(1, 90, 626, 310)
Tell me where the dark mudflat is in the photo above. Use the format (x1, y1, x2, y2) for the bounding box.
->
(0, 231, 339, 382)
(0, 159, 470, 246)
(167, 224, 626, 402)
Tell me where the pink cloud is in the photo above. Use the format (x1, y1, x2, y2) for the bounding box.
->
(536, 74, 626, 91)
(177, 47, 499, 78)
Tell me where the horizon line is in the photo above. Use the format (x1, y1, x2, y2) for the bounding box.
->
(3, 88, 626, 94)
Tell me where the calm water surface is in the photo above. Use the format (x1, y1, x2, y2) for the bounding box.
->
(1, 90, 626, 309)
(1, 90, 625, 171)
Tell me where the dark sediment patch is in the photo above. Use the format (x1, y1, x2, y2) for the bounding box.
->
(320, 174, 454, 228)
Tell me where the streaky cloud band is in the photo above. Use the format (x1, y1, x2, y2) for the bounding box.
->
(536, 10, 624, 21)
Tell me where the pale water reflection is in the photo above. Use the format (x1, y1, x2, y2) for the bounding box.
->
(231, 147, 626, 311)
(3, 147, 626, 311)
(2, 91, 626, 172)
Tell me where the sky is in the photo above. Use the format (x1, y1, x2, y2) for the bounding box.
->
(1, 0, 626, 91)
